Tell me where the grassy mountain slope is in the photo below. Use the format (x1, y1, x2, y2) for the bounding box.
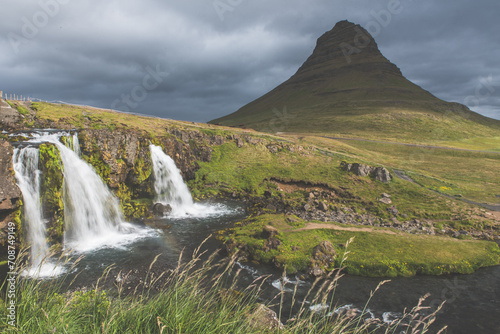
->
(210, 21, 500, 142)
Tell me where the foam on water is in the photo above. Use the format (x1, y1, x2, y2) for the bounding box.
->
(21, 262, 67, 279)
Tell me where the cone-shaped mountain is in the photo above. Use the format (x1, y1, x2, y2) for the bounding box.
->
(211, 20, 500, 140)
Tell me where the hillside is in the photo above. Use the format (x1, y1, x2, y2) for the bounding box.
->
(210, 20, 500, 142)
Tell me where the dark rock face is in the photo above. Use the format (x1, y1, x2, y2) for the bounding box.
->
(340, 161, 393, 183)
(294, 20, 402, 83)
(0, 140, 21, 212)
(0, 139, 21, 244)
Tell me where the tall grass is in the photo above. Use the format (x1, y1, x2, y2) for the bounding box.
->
(1, 243, 446, 333)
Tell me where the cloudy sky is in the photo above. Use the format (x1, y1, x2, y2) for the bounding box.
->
(1, 0, 499, 122)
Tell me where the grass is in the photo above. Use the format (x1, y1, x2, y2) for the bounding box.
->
(29, 102, 272, 141)
(299, 136, 500, 203)
(190, 141, 489, 227)
(15, 105, 30, 116)
(220, 214, 500, 277)
(0, 248, 446, 334)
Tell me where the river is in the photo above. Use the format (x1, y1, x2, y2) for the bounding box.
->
(19, 203, 497, 334)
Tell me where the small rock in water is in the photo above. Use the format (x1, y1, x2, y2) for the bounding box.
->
(152, 203, 172, 217)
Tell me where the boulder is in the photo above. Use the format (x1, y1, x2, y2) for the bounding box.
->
(247, 304, 284, 330)
(152, 203, 172, 217)
(350, 163, 373, 177)
(379, 197, 392, 205)
(309, 241, 337, 276)
(372, 167, 393, 183)
(318, 202, 329, 211)
(388, 205, 398, 216)
(340, 161, 393, 183)
(262, 225, 279, 239)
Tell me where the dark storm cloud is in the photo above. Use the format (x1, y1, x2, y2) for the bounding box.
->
(0, 0, 498, 121)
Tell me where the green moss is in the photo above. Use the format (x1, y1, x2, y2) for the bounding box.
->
(39, 144, 65, 244)
(82, 149, 112, 185)
(16, 104, 30, 116)
(13, 199, 25, 246)
(132, 155, 152, 185)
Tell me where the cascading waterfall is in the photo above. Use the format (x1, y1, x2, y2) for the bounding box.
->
(150, 144, 195, 213)
(13, 145, 65, 277)
(12, 147, 48, 265)
(150, 144, 232, 218)
(47, 139, 129, 251)
(13, 131, 152, 264)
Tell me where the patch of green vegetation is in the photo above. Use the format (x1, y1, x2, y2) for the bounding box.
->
(39, 144, 65, 245)
(82, 146, 112, 185)
(303, 136, 500, 204)
(12, 200, 24, 246)
(16, 104, 30, 116)
(132, 156, 151, 185)
(222, 214, 500, 277)
(116, 184, 153, 219)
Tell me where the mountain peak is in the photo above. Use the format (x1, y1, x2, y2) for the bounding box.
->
(295, 20, 402, 81)
(210, 20, 498, 139)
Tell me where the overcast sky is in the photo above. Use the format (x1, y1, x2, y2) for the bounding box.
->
(1, 0, 499, 122)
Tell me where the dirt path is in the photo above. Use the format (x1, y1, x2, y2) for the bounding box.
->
(292, 222, 398, 235)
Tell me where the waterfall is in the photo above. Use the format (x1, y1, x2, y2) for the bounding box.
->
(13, 145, 65, 277)
(150, 144, 232, 218)
(72, 132, 80, 156)
(13, 146, 48, 266)
(44, 136, 144, 252)
(14, 131, 151, 258)
(150, 144, 194, 213)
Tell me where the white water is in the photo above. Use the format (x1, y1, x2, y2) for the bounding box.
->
(150, 144, 233, 218)
(13, 146, 65, 277)
(15, 131, 153, 258)
(45, 136, 150, 252)
(13, 147, 47, 265)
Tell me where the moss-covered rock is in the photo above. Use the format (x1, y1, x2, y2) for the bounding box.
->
(39, 143, 65, 245)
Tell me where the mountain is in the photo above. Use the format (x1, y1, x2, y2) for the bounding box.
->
(210, 20, 500, 141)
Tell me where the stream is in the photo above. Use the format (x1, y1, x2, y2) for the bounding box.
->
(14, 205, 495, 334)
